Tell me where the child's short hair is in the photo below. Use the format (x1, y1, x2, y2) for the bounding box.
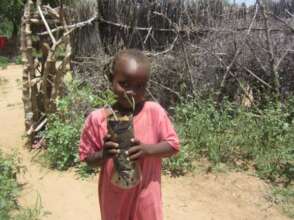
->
(106, 49, 150, 81)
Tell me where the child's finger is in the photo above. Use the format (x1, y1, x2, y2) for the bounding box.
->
(103, 134, 112, 142)
(104, 141, 119, 149)
(130, 138, 141, 145)
(126, 146, 140, 155)
(129, 151, 142, 160)
(107, 148, 120, 155)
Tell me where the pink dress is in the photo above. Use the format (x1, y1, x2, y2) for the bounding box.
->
(79, 101, 180, 220)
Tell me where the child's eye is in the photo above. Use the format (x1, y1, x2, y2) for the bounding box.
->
(119, 81, 128, 88)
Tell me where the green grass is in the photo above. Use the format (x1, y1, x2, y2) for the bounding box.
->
(169, 99, 294, 184)
(0, 151, 21, 219)
(162, 98, 294, 217)
(0, 150, 45, 219)
(271, 187, 294, 218)
(0, 55, 23, 69)
(14, 55, 23, 65)
(0, 56, 9, 69)
(11, 194, 48, 220)
(0, 19, 13, 38)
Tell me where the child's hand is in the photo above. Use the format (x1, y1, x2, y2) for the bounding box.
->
(126, 138, 150, 161)
(102, 134, 120, 160)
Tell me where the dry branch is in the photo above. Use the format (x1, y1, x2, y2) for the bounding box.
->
(218, 3, 259, 101)
(38, 13, 98, 36)
(21, 0, 76, 144)
(145, 34, 178, 57)
(149, 79, 181, 100)
(242, 66, 272, 89)
(43, 5, 60, 19)
(257, 0, 281, 98)
(70, 0, 294, 108)
(37, 5, 56, 44)
(267, 12, 294, 33)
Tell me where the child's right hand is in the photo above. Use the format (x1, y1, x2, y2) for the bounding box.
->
(102, 134, 120, 160)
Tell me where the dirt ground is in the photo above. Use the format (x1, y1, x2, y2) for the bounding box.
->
(0, 64, 290, 220)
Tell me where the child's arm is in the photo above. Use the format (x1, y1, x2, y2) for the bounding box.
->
(79, 111, 120, 168)
(127, 103, 180, 160)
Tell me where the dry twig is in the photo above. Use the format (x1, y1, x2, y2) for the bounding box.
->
(218, 3, 259, 100)
(38, 13, 98, 36)
(37, 5, 56, 44)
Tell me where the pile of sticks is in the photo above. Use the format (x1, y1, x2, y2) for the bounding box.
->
(20, 0, 96, 144)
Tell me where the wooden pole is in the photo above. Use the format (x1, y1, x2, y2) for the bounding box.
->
(21, 0, 34, 144)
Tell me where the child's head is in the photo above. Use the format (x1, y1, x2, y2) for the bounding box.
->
(111, 49, 150, 109)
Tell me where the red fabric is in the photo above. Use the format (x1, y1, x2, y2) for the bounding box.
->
(0, 37, 8, 49)
(79, 101, 180, 220)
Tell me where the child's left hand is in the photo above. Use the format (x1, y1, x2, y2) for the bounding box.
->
(126, 138, 150, 161)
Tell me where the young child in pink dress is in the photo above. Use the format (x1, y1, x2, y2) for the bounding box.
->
(79, 49, 180, 220)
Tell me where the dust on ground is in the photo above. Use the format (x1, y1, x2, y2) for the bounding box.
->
(0, 64, 289, 220)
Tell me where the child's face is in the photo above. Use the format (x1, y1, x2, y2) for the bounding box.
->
(112, 57, 149, 109)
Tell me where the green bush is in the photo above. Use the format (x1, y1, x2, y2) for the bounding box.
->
(0, 150, 45, 220)
(15, 55, 23, 65)
(44, 80, 116, 171)
(171, 98, 294, 183)
(44, 114, 83, 170)
(163, 143, 194, 176)
(0, 19, 13, 38)
(0, 151, 21, 219)
(0, 56, 9, 69)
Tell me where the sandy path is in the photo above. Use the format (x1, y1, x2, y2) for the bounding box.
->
(0, 64, 289, 220)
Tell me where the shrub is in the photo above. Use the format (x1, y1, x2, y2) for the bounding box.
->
(0, 56, 9, 69)
(44, 80, 116, 170)
(0, 151, 21, 219)
(272, 187, 294, 218)
(163, 142, 195, 176)
(0, 150, 44, 220)
(14, 55, 23, 65)
(44, 114, 83, 170)
(171, 98, 294, 183)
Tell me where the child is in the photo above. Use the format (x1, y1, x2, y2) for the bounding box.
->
(79, 49, 180, 220)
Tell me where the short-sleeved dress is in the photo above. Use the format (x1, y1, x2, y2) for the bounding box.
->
(79, 101, 180, 220)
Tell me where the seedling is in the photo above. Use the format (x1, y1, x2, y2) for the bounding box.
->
(107, 93, 141, 189)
